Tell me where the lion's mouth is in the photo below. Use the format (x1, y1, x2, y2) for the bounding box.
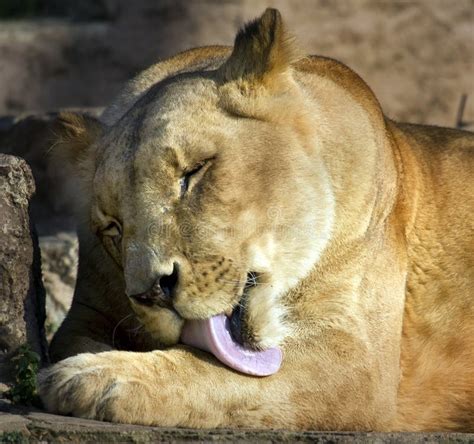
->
(228, 271, 259, 347)
(180, 272, 282, 376)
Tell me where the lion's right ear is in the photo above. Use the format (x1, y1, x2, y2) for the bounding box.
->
(220, 8, 301, 87)
(51, 112, 103, 179)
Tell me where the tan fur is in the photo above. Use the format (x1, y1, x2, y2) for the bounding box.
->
(39, 9, 473, 432)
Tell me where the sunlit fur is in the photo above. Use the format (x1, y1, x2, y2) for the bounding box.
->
(41, 9, 473, 432)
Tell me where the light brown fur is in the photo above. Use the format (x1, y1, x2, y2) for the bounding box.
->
(39, 9, 473, 431)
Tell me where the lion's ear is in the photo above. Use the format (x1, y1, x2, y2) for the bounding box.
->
(220, 8, 301, 85)
(51, 112, 103, 178)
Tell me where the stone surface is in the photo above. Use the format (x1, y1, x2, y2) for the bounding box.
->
(0, 401, 473, 443)
(0, 154, 47, 383)
(40, 232, 77, 338)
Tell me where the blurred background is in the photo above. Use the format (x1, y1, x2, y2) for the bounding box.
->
(0, 0, 472, 337)
(1, 0, 473, 123)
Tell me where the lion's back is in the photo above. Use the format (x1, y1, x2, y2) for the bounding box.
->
(393, 122, 474, 431)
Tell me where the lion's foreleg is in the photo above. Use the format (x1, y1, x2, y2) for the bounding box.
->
(39, 334, 393, 430)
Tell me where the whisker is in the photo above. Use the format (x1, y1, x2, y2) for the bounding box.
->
(127, 324, 145, 337)
(112, 314, 134, 348)
(216, 278, 266, 287)
(126, 318, 144, 334)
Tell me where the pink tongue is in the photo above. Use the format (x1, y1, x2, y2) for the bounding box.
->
(180, 314, 282, 376)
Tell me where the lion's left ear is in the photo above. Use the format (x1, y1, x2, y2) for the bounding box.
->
(51, 112, 103, 181)
(220, 8, 301, 86)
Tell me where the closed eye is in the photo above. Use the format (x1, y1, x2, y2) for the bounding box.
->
(180, 159, 212, 197)
(101, 221, 122, 249)
(102, 221, 121, 237)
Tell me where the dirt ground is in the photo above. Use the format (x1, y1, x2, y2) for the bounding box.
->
(0, 0, 473, 128)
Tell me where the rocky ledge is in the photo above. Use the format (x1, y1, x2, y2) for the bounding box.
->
(1, 401, 473, 443)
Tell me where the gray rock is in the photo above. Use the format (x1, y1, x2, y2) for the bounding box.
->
(39, 232, 77, 339)
(0, 154, 47, 383)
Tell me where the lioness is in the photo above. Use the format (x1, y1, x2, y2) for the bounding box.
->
(39, 9, 473, 431)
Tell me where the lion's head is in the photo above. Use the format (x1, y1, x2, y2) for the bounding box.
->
(55, 9, 335, 351)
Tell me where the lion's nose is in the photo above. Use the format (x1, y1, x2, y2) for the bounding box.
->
(129, 263, 179, 308)
(158, 262, 179, 298)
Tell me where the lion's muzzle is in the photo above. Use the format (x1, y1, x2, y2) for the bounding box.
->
(129, 262, 179, 309)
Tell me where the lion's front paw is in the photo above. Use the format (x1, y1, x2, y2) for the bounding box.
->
(38, 351, 157, 424)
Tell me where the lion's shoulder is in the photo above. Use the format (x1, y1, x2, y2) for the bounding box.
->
(294, 55, 384, 126)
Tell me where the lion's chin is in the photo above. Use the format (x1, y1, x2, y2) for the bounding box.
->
(132, 303, 184, 346)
